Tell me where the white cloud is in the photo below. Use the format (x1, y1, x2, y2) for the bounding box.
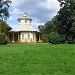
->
(11, 0, 26, 8)
(12, 8, 23, 15)
(32, 21, 44, 29)
(39, 0, 60, 11)
(7, 0, 60, 28)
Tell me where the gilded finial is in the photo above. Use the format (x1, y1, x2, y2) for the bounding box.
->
(23, 12, 27, 17)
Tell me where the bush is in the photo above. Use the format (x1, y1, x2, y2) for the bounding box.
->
(48, 32, 62, 44)
(67, 37, 73, 44)
(0, 38, 8, 45)
(41, 34, 49, 43)
(0, 33, 8, 45)
(60, 36, 66, 44)
(73, 39, 75, 44)
(68, 39, 75, 44)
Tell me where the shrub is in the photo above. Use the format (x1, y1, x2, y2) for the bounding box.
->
(0, 38, 8, 45)
(48, 32, 62, 44)
(41, 34, 49, 43)
(67, 37, 73, 44)
(73, 39, 75, 44)
(0, 33, 8, 45)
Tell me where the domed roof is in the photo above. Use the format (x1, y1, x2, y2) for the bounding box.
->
(10, 12, 39, 32)
(10, 24, 39, 32)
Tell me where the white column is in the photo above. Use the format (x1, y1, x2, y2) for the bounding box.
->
(12, 33, 14, 43)
(18, 33, 19, 42)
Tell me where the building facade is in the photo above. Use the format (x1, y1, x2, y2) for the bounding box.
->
(8, 12, 41, 43)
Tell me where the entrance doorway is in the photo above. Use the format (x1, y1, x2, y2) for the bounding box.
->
(14, 34, 18, 43)
(37, 34, 39, 42)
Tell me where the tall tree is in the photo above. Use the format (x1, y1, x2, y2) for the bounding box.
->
(0, 20, 11, 34)
(57, 0, 75, 40)
(0, 0, 11, 44)
(0, 0, 11, 21)
(38, 17, 58, 34)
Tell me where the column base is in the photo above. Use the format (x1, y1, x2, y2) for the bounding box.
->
(38, 40, 43, 43)
(12, 41, 15, 43)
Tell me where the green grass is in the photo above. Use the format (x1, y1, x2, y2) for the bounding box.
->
(0, 44, 75, 75)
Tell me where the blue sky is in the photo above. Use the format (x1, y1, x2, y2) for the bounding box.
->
(7, 0, 60, 28)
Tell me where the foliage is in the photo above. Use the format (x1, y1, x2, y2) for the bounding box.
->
(41, 34, 49, 43)
(73, 39, 75, 44)
(38, 19, 57, 34)
(57, 0, 75, 40)
(0, 20, 11, 45)
(0, 0, 11, 20)
(0, 20, 11, 34)
(0, 33, 5, 38)
(0, 32, 8, 45)
(48, 32, 62, 44)
(0, 37, 8, 45)
(38, 25, 45, 34)
(0, 0, 11, 45)
(38, 0, 75, 44)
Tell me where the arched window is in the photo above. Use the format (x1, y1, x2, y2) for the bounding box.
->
(28, 34, 30, 40)
(25, 21, 27, 23)
(22, 34, 24, 40)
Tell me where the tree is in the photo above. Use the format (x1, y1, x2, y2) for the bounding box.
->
(38, 17, 58, 34)
(48, 32, 62, 44)
(0, 0, 11, 44)
(0, 0, 11, 21)
(38, 16, 61, 43)
(57, 0, 75, 41)
(0, 20, 11, 34)
(38, 25, 45, 34)
(41, 34, 48, 43)
(0, 20, 11, 44)
(38, 0, 75, 44)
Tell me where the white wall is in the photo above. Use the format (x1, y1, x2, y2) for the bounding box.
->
(20, 32, 37, 43)
(18, 20, 31, 25)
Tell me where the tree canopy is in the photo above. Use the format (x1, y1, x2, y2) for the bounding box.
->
(38, 0, 75, 44)
(0, 0, 11, 21)
(0, 20, 11, 34)
(57, 0, 75, 39)
(0, 0, 11, 44)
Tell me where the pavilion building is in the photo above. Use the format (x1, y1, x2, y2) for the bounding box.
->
(8, 12, 41, 43)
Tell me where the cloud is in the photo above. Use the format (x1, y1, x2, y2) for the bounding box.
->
(8, 0, 60, 28)
(38, 0, 60, 10)
(31, 21, 44, 29)
(12, 8, 23, 15)
(10, 0, 60, 21)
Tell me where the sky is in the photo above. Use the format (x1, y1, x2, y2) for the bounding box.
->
(7, 0, 60, 28)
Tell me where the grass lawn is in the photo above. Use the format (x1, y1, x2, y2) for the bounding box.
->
(0, 44, 75, 75)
